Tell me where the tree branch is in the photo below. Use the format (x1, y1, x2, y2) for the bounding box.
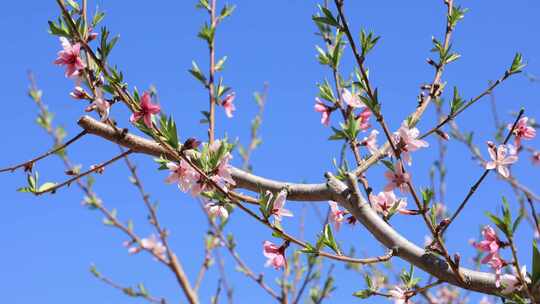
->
(77, 114, 528, 298)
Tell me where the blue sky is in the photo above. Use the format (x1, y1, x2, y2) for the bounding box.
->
(1, 1, 540, 303)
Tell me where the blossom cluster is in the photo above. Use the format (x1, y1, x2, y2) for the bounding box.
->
(472, 226, 530, 293)
(165, 140, 236, 197)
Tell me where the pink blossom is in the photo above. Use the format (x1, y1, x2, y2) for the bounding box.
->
(70, 86, 87, 99)
(356, 108, 372, 131)
(487, 253, 506, 287)
(472, 226, 501, 263)
(165, 161, 200, 193)
(130, 92, 161, 128)
(263, 241, 286, 269)
(314, 98, 332, 126)
(190, 179, 209, 197)
(127, 235, 167, 261)
(485, 142, 518, 178)
(54, 37, 85, 78)
(270, 189, 293, 220)
(221, 92, 236, 118)
(472, 226, 507, 286)
(384, 163, 411, 193)
(214, 152, 236, 187)
(207, 140, 236, 188)
(389, 286, 412, 304)
(205, 201, 229, 219)
(361, 129, 379, 154)
(84, 90, 110, 121)
(369, 190, 411, 217)
(500, 265, 530, 294)
(341, 88, 365, 108)
(509, 117, 536, 147)
(393, 122, 429, 165)
(328, 201, 346, 230)
(140, 235, 167, 260)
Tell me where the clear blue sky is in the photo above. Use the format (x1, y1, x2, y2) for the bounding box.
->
(1, 1, 540, 303)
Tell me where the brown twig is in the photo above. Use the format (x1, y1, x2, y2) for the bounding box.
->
(440, 109, 524, 235)
(349, 0, 456, 178)
(0, 130, 87, 173)
(420, 71, 517, 140)
(91, 266, 167, 304)
(208, 0, 217, 145)
(34, 149, 133, 195)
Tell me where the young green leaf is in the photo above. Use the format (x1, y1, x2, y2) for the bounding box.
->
(532, 240, 540, 285)
(189, 61, 208, 86)
(312, 5, 341, 28)
(509, 53, 526, 74)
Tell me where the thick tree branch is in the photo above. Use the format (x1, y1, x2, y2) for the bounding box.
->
(78, 114, 527, 298)
(78, 115, 332, 202)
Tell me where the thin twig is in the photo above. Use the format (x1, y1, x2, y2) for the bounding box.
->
(208, 0, 217, 144)
(440, 109, 525, 235)
(420, 71, 517, 140)
(91, 267, 167, 304)
(0, 130, 87, 173)
(34, 149, 133, 195)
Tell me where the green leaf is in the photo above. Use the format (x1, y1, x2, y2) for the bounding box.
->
(258, 191, 273, 219)
(400, 265, 421, 288)
(421, 188, 434, 210)
(127, 220, 134, 232)
(219, 4, 236, 21)
(328, 127, 346, 141)
(48, 20, 70, 37)
(312, 5, 340, 28)
(215, 56, 227, 71)
(300, 243, 318, 255)
(486, 212, 508, 236)
(380, 160, 395, 171)
(198, 22, 215, 45)
(159, 115, 180, 149)
(38, 182, 57, 193)
(317, 80, 336, 103)
(92, 8, 105, 27)
(512, 210, 524, 234)
(342, 112, 360, 141)
(360, 30, 380, 56)
(445, 53, 461, 65)
(315, 45, 331, 66)
(352, 290, 372, 299)
(17, 187, 34, 193)
(321, 224, 341, 255)
(89, 264, 101, 277)
(196, 0, 211, 11)
(154, 156, 170, 170)
(65, 0, 80, 11)
(509, 53, 526, 74)
(189, 61, 207, 86)
(450, 86, 464, 115)
(28, 172, 37, 191)
(98, 27, 120, 62)
(448, 6, 468, 29)
(137, 283, 148, 297)
(330, 30, 344, 68)
(532, 240, 540, 285)
(501, 197, 512, 236)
